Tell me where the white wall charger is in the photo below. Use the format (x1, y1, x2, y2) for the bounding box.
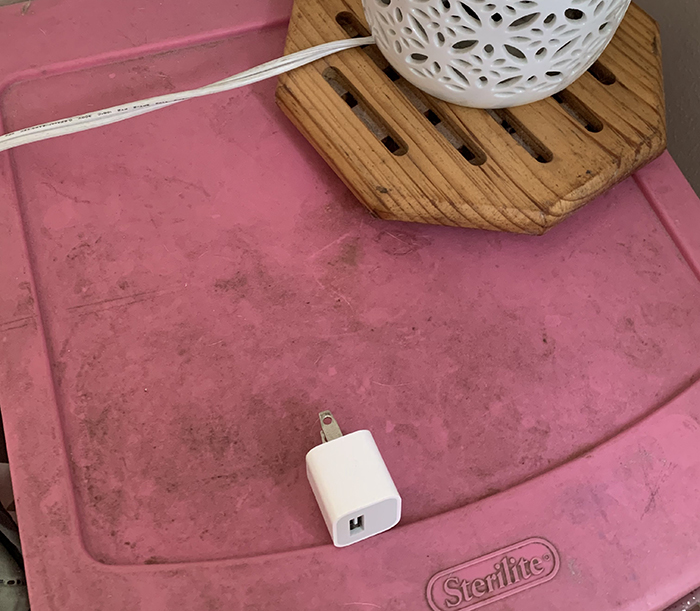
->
(306, 411, 402, 547)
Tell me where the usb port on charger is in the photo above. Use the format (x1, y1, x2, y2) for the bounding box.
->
(349, 515, 364, 535)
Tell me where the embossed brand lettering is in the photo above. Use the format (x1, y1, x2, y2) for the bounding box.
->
(427, 538, 560, 611)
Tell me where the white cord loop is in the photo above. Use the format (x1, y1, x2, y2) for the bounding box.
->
(0, 36, 374, 153)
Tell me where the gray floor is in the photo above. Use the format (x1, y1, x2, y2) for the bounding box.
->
(667, 589, 700, 611)
(635, 0, 700, 197)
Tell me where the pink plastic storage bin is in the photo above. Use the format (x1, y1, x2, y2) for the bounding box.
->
(0, 1, 699, 610)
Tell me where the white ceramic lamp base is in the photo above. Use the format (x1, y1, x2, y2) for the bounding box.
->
(362, 0, 631, 108)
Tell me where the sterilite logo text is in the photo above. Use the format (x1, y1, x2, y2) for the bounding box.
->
(427, 538, 560, 611)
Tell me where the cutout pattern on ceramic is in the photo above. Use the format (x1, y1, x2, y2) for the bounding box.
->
(362, 0, 631, 108)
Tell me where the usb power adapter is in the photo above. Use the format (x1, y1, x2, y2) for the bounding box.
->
(306, 411, 402, 547)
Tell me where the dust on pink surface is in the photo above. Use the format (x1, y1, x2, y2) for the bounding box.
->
(2, 25, 699, 567)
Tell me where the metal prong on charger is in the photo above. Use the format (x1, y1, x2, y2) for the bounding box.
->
(319, 411, 343, 443)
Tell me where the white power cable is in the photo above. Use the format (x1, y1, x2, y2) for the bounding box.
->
(0, 36, 374, 153)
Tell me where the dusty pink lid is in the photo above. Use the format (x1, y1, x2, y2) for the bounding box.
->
(0, 1, 699, 609)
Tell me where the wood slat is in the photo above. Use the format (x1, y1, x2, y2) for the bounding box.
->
(277, 0, 666, 235)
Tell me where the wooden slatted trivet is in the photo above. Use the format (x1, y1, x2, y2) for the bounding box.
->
(276, 1, 666, 235)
